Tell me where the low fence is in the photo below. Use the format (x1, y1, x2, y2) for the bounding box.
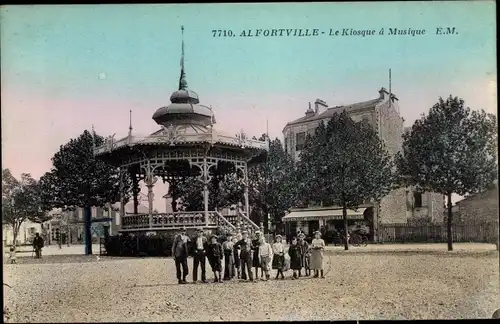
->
(378, 222, 499, 244)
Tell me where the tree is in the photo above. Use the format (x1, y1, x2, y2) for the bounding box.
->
(39, 130, 131, 255)
(174, 171, 244, 211)
(248, 135, 297, 232)
(396, 96, 497, 251)
(297, 111, 395, 250)
(2, 169, 47, 247)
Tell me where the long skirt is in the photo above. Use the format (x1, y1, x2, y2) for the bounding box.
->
(301, 253, 310, 270)
(260, 256, 271, 271)
(272, 254, 285, 270)
(233, 250, 240, 268)
(310, 249, 324, 270)
(252, 251, 261, 268)
(290, 256, 302, 270)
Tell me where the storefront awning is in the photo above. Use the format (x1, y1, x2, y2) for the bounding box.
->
(282, 208, 366, 222)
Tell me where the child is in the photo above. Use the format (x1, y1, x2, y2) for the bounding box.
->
(287, 237, 302, 280)
(272, 234, 285, 280)
(297, 233, 310, 277)
(9, 247, 17, 264)
(258, 236, 273, 281)
(207, 235, 223, 283)
(232, 233, 241, 279)
(251, 231, 262, 280)
(222, 233, 234, 280)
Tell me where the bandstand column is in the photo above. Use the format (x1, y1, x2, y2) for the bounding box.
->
(145, 163, 158, 229)
(203, 158, 209, 227)
(118, 169, 125, 227)
(243, 162, 250, 217)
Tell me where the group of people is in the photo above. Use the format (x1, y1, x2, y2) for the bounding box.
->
(171, 227, 326, 284)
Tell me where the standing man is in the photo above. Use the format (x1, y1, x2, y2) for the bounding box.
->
(32, 233, 44, 259)
(192, 228, 208, 283)
(172, 227, 190, 284)
(234, 230, 253, 281)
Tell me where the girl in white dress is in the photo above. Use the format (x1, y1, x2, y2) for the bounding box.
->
(310, 231, 326, 278)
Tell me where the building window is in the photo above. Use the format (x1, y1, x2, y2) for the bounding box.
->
(413, 192, 423, 208)
(295, 132, 306, 151)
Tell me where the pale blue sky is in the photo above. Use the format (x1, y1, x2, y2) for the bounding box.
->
(1, 2, 496, 207)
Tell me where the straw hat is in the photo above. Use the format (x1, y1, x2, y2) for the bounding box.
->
(275, 234, 282, 239)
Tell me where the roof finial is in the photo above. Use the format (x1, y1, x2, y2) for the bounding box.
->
(178, 25, 188, 90)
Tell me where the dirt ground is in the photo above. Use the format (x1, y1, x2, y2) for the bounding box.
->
(3, 251, 499, 322)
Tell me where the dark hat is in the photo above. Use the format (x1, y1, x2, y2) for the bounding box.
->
(211, 235, 218, 240)
(180, 226, 187, 231)
(197, 228, 204, 232)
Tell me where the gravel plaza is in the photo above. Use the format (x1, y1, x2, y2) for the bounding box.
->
(3, 243, 499, 322)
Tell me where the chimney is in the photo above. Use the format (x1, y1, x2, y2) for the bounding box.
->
(314, 99, 328, 115)
(305, 102, 315, 117)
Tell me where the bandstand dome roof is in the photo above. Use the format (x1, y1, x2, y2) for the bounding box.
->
(93, 26, 268, 164)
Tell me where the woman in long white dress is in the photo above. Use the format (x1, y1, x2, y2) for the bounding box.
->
(310, 231, 326, 278)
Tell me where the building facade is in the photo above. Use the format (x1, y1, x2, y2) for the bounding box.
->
(2, 220, 42, 246)
(282, 88, 443, 239)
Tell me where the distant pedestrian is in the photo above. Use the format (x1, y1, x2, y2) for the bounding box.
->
(287, 237, 302, 280)
(32, 233, 44, 259)
(272, 234, 285, 280)
(172, 227, 190, 284)
(8, 247, 17, 264)
(234, 230, 253, 281)
(192, 228, 208, 283)
(222, 233, 234, 280)
(310, 231, 326, 278)
(258, 236, 273, 281)
(207, 235, 223, 283)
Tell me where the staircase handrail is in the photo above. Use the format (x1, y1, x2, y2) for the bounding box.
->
(215, 211, 237, 231)
(237, 208, 259, 230)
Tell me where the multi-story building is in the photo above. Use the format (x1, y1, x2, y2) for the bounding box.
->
(282, 88, 443, 240)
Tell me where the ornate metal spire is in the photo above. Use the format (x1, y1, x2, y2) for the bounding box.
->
(128, 109, 133, 138)
(178, 25, 188, 90)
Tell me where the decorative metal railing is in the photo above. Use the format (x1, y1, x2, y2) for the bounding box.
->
(121, 211, 239, 231)
(237, 208, 260, 231)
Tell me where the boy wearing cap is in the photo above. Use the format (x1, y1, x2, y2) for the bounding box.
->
(272, 234, 285, 280)
(193, 228, 208, 283)
(207, 235, 223, 283)
(234, 230, 253, 281)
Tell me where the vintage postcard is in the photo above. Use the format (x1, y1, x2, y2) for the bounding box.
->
(2, 2, 498, 322)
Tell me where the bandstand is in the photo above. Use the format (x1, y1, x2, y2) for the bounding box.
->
(93, 26, 268, 235)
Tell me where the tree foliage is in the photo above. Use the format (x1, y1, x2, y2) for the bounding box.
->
(248, 135, 297, 229)
(297, 111, 395, 250)
(39, 130, 131, 210)
(2, 169, 48, 246)
(396, 96, 498, 251)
